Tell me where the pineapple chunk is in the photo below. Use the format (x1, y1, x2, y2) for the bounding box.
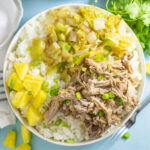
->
(31, 38, 45, 59)
(3, 130, 16, 148)
(16, 143, 31, 150)
(33, 90, 47, 109)
(146, 63, 150, 75)
(11, 91, 32, 109)
(23, 80, 43, 97)
(14, 63, 29, 80)
(27, 105, 43, 126)
(7, 72, 24, 91)
(21, 125, 32, 143)
(24, 74, 43, 82)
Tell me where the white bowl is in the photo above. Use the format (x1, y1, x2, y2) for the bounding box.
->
(3, 3, 146, 147)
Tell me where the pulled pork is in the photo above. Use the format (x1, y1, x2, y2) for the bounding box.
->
(44, 53, 140, 139)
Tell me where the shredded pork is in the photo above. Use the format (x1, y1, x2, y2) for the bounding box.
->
(44, 53, 140, 139)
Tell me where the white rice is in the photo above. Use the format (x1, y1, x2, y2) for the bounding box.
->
(6, 10, 142, 143)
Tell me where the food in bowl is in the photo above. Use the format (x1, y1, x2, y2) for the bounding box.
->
(5, 5, 142, 143)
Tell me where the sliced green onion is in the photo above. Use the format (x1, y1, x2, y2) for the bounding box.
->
(42, 81, 49, 89)
(67, 139, 75, 144)
(38, 56, 43, 61)
(60, 62, 67, 67)
(27, 91, 32, 95)
(63, 99, 71, 104)
(43, 123, 47, 128)
(122, 132, 130, 139)
(55, 118, 62, 126)
(50, 84, 59, 96)
(117, 97, 123, 106)
(95, 55, 105, 61)
(30, 60, 40, 66)
(26, 47, 31, 51)
(102, 93, 109, 100)
(108, 92, 116, 99)
(81, 67, 87, 72)
(62, 123, 68, 127)
(53, 78, 58, 83)
(62, 42, 71, 51)
(97, 111, 104, 117)
(60, 67, 64, 72)
(50, 89, 59, 96)
(94, 0, 98, 3)
(76, 92, 81, 99)
(97, 75, 104, 81)
(9, 79, 14, 90)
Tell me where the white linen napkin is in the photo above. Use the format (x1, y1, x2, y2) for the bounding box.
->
(0, 0, 23, 128)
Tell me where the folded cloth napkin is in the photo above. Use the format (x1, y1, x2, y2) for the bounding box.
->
(0, 0, 23, 128)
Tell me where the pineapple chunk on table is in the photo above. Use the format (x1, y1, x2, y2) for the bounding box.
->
(33, 90, 47, 109)
(14, 63, 29, 80)
(21, 125, 32, 143)
(7, 72, 24, 91)
(146, 62, 150, 75)
(27, 105, 43, 126)
(3, 130, 16, 148)
(16, 143, 31, 150)
(11, 91, 32, 109)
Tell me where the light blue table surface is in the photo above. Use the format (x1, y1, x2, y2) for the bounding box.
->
(0, 0, 150, 150)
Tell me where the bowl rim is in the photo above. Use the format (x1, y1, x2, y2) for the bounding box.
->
(3, 3, 146, 147)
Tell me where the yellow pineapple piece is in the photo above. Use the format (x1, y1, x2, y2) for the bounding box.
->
(24, 74, 43, 82)
(14, 63, 29, 80)
(33, 90, 47, 109)
(7, 72, 24, 91)
(27, 105, 43, 126)
(146, 63, 150, 75)
(21, 125, 32, 143)
(23, 80, 43, 97)
(16, 143, 31, 150)
(3, 130, 16, 148)
(11, 91, 32, 109)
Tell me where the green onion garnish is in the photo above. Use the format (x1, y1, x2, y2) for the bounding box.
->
(102, 93, 109, 100)
(26, 47, 31, 51)
(62, 123, 68, 127)
(60, 62, 67, 67)
(97, 111, 104, 117)
(28, 91, 32, 95)
(9, 79, 14, 90)
(62, 42, 71, 51)
(63, 99, 71, 104)
(30, 60, 40, 66)
(122, 132, 130, 139)
(81, 67, 87, 72)
(117, 97, 123, 106)
(38, 56, 43, 61)
(53, 78, 58, 83)
(67, 139, 75, 144)
(55, 119, 62, 126)
(42, 81, 49, 88)
(97, 75, 104, 81)
(76, 92, 81, 99)
(108, 92, 116, 99)
(50, 84, 60, 96)
(43, 123, 47, 128)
